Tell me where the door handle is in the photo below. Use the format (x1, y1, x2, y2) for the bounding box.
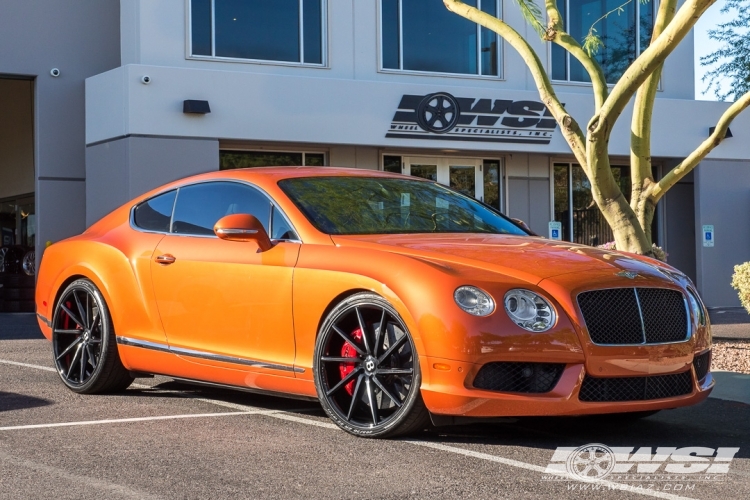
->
(155, 254, 176, 265)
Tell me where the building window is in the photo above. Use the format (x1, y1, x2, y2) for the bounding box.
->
(190, 0, 325, 65)
(383, 155, 504, 212)
(220, 150, 326, 170)
(381, 0, 501, 77)
(553, 162, 662, 246)
(483, 160, 502, 211)
(551, 0, 653, 83)
(383, 155, 403, 173)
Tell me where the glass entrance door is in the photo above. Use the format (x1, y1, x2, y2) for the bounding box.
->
(403, 157, 484, 201)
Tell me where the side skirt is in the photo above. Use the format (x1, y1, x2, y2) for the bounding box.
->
(116, 336, 303, 374)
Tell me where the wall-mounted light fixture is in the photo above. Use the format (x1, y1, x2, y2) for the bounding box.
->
(709, 126, 733, 138)
(183, 100, 211, 114)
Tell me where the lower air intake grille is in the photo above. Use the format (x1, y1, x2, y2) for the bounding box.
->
(579, 371, 693, 402)
(693, 351, 711, 381)
(473, 362, 565, 393)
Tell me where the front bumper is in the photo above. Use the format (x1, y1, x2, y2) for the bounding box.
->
(420, 355, 714, 417)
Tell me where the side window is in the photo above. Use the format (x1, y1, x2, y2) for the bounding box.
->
(271, 205, 299, 240)
(133, 190, 176, 232)
(190, 0, 324, 65)
(172, 182, 271, 236)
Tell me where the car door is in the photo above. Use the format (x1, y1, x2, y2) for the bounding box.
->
(150, 181, 301, 375)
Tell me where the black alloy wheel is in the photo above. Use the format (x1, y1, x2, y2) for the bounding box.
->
(52, 279, 133, 394)
(314, 293, 429, 438)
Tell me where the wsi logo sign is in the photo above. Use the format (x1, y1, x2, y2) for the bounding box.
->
(386, 92, 558, 144)
(543, 443, 739, 482)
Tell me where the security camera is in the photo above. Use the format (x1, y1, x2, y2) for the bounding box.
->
(141, 75, 151, 84)
(50, 68, 60, 77)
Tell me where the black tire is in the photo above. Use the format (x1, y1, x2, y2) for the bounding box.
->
(51, 279, 133, 394)
(4, 288, 20, 300)
(314, 292, 429, 438)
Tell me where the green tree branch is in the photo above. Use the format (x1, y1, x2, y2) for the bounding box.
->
(591, 0, 717, 140)
(651, 91, 750, 201)
(443, 0, 588, 168)
(543, 0, 609, 111)
(630, 0, 677, 242)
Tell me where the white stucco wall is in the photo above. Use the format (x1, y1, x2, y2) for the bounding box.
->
(119, 0, 695, 99)
(85, 64, 750, 163)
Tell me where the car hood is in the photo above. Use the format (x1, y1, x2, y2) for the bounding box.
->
(331, 233, 670, 285)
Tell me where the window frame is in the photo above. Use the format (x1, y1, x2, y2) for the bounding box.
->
(219, 149, 328, 170)
(130, 180, 302, 243)
(377, 0, 505, 80)
(186, 0, 329, 68)
(379, 153, 506, 213)
(548, 0, 659, 87)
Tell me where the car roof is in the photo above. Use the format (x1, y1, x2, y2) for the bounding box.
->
(206, 166, 416, 182)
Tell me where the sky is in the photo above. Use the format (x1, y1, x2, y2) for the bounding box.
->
(694, 0, 731, 101)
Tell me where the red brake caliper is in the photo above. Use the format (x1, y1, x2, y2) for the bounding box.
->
(339, 328, 363, 395)
(63, 301, 73, 330)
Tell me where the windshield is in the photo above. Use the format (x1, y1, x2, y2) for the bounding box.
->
(278, 176, 529, 236)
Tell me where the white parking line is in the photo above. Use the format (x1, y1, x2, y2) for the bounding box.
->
(405, 441, 696, 500)
(3, 357, 698, 499)
(0, 411, 255, 431)
(0, 359, 56, 372)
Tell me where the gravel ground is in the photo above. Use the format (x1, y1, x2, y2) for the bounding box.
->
(712, 340, 750, 374)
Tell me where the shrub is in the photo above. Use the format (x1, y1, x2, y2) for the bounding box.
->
(731, 262, 750, 313)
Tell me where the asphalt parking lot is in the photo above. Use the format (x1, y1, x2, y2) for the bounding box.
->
(3, 314, 750, 500)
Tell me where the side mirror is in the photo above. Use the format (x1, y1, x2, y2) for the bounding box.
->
(214, 214, 273, 251)
(511, 218, 537, 235)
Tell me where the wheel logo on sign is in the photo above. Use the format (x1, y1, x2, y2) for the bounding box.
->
(416, 92, 460, 134)
(566, 443, 616, 481)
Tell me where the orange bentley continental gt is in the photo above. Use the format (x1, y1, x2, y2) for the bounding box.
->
(35, 168, 713, 438)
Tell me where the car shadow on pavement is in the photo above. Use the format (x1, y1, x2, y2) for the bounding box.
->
(424, 397, 750, 458)
(0, 391, 53, 412)
(124, 379, 325, 414)
(0, 313, 44, 340)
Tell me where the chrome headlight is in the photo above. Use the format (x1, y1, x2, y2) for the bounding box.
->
(504, 289, 556, 332)
(454, 286, 495, 316)
(687, 288, 707, 327)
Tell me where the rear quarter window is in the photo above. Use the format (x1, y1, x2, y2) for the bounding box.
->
(133, 190, 176, 232)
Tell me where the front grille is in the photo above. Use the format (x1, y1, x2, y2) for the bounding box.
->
(577, 288, 688, 345)
(693, 350, 711, 381)
(579, 371, 693, 402)
(473, 362, 565, 393)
